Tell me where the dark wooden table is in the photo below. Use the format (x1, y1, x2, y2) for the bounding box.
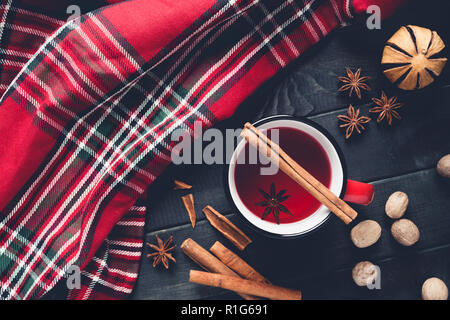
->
(129, 0, 450, 300)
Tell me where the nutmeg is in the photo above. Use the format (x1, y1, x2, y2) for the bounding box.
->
(437, 154, 450, 178)
(350, 220, 382, 248)
(352, 261, 378, 287)
(422, 277, 448, 300)
(385, 191, 409, 219)
(391, 219, 420, 246)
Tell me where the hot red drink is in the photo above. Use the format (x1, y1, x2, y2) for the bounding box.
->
(234, 127, 331, 224)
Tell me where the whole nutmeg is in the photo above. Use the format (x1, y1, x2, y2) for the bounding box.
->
(385, 191, 409, 219)
(350, 220, 382, 248)
(422, 277, 448, 300)
(391, 219, 420, 246)
(437, 154, 450, 178)
(352, 261, 378, 287)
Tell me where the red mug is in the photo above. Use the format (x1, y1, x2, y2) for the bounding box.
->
(226, 116, 374, 238)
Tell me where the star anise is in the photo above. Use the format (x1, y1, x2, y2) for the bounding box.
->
(255, 182, 292, 224)
(338, 68, 371, 99)
(146, 235, 176, 269)
(337, 105, 371, 139)
(369, 91, 404, 125)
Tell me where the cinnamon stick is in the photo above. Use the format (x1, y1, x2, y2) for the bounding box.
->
(174, 179, 192, 190)
(210, 241, 270, 284)
(189, 270, 302, 300)
(202, 205, 252, 250)
(181, 238, 256, 300)
(241, 122, 357, 224)
(181, 194, 196, 229)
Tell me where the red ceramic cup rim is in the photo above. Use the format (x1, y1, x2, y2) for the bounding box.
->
(227, 116, 346, 237)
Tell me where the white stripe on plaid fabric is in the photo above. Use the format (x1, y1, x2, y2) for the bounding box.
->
(108, 240, 143, 248)
(81, 248, 108, 300)
(75, 0, 319, 251)
(0, 223, 74, 294)
(22, 1, 253, 296)
(1, 0, 327, 299)
(0, 18, 69, 102)
(116, 220, 145, 227)
(0, 21, 50, 38)
(0, 0, 13, 43)
(9, 70, 154, 185)
(81, 270, 133, 295)
(330, 0, 344, 23)
(240, 6, 287, 67)
(91, 256, 139, 279)
(1, 193, 84, 298)
(89, 16, 140, 71)
(344, 0, 353, 18)
(305, 2, 327, 36)
(1, 0, 284, 298)
(0, 228, 79, 298)
(0, 59, 26, 68)
(0, 4, 64, 27)
(1, 5, 190, 296)
(103, 267, 138, 279)
(67, 202, 144, 300)
(0, 0, 245, 261)
(113, 0, 321, 180)
(0, 48, 34, 59)
(255, 1, 300, 57)
(75, 28, 128, 83)
(0, 5, 204, 296)
(109, 250, 141, 257)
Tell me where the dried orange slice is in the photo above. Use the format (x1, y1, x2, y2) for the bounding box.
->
(381, 25, 447, 90)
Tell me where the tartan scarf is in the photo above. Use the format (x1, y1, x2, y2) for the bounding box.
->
(0, 0, 406, 300)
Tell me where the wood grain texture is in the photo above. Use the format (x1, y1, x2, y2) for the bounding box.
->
(132, 169, 450, 299)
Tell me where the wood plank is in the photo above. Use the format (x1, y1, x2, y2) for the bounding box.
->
(299, 244, 450, 300)
(133, 168, 450, 299)
(207, 244, 450, 300)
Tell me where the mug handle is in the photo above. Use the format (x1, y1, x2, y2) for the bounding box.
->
(343, 179, 374, 206)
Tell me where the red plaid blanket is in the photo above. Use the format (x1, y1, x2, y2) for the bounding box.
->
(0, 0, 406, 299)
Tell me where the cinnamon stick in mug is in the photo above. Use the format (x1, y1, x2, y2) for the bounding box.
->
(189, 270, 302, 300)
(240, 122, 357, 224)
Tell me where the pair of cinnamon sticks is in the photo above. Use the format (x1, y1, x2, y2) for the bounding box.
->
(182, 238, 301, 300)
(241, 122, 358, 224)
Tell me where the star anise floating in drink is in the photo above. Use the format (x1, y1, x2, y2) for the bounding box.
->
(337, 105, 371, 139)
(369, 91, 404, 125)
(338, 68, 371, 99)
(147, 234, 176, 269)
(255, 182, 292, 224)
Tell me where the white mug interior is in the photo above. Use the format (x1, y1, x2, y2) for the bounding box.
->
(228, 118, 344, 237)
